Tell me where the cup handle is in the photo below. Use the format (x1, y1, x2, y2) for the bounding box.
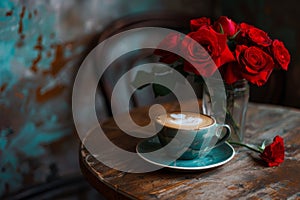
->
(215, 124, 231, 147)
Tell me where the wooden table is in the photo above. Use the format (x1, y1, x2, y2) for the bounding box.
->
(79, 103, 300, 200)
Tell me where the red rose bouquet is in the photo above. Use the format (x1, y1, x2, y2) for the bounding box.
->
(156, 16, 290, 86)
(153, 16, 289, 167)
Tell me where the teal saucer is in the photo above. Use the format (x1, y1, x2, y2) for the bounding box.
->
(136, 136, 235, 171)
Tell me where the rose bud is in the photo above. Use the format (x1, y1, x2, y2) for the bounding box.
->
(213, 16, 238, 37)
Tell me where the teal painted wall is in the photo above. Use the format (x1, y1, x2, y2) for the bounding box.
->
(0, 0, 213, 196)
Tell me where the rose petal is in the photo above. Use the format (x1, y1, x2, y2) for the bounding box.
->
(190, 17, 211, 31)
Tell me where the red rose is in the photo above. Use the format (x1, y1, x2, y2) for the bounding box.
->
(154, 33, 181, 64)
(213, 16, 238, 37)
(272, 39, 290, 70)
(235, 45, 275, 86)
(238, 23, 272, 47)
(190, 17, 211, 31)
(181, 26, 235, 77)
(248, 27, 272, 47)
(238, 22, 254, 37)
(260, 136, 285, 167)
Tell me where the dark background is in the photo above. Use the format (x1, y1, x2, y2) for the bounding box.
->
(221, 0, 300, 108)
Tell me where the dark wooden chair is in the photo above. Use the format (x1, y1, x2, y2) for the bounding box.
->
(94, 12, 203, 122)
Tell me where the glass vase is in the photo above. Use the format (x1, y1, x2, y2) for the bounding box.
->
(202, 79, 249, 142)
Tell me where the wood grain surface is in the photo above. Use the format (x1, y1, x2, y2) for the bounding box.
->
(80, 103, 300, 200)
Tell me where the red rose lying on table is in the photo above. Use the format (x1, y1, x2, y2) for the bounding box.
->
(260, 136, 285, 167)
(230, 135, 285, 167)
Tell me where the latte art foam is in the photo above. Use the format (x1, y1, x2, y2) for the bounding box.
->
(156, 112, 214, 130)
(169, 113, 203, 126)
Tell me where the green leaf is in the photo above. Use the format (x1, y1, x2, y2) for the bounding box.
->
(261, 140, 266, 150)
(152, 67, 177, 97)
(219, 23, 224, 34)
(152, 65, 172, 74)
(229, 29, 241, 40)
(131, 70, 154, 90)
(152, 84, 172, 97)
(132, 64, 189, 97)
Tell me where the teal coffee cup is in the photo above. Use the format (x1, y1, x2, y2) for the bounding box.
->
(155, 112, 231, 160)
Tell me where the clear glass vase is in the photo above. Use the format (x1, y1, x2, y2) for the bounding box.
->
(202, 79, 249, 142)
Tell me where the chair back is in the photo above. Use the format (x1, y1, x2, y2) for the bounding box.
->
(94, 12, 200, 122)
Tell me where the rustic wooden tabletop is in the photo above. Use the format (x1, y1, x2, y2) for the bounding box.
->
(79, 103, 300, 200)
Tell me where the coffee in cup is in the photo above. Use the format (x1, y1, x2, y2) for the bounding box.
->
(155, 112, 230, 160)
